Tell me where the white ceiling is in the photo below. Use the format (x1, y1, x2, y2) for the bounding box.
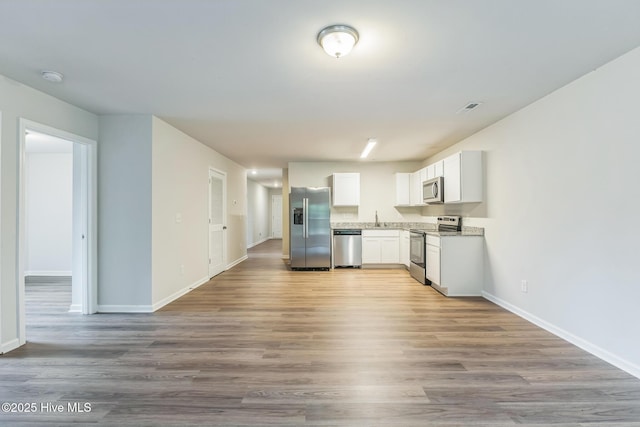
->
(2, 1, 640, 178)
(248, 168, 283, 189)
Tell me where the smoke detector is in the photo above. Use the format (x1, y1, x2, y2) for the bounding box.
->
(41, 70, 64, 83)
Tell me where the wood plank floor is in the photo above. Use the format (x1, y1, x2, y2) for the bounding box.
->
(2, 239, 640, 426)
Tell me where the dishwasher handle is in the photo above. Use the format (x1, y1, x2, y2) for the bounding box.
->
(333, 229, 362, 235)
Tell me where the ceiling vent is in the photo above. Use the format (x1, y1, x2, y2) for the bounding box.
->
(457, 101, 483, 114)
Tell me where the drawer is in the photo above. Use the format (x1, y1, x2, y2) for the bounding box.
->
(362, 229, 400, 238)
(426, 235, 441, 247)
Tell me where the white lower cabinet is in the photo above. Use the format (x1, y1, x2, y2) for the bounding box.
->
(380, 238, 400, 263)
(426, 242, 440, 284)
(400, 230, 410, 268)
(362, 237, 382, 264)
(362, 229, 401, 265)
(426, 234, 483, 296)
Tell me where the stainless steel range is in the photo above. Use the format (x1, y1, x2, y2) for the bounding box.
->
(409, 216, 461, 284)
(436, 215, 462, 232)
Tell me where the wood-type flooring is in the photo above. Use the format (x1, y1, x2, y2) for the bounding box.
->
(1, 239, 640, 425)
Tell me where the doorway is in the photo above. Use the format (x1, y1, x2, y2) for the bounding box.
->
(24, 133, 73, 312)
(271, 194, 282, 238)
(208, 168, 227, 278)
(17, 119, 97, 345)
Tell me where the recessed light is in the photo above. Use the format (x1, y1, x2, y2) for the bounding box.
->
(41, 70, 64, 83)
(251, 170, 257, 175)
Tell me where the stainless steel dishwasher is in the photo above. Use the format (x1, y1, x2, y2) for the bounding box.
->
(333, 229, 362, 268)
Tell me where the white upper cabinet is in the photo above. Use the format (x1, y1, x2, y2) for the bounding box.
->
(426, 164, 435, 180)
(434, 160, 444, 177)
(443, 154, 461, 202)
(409, 167, 427, 206)
(394, 173, 411, 206)
(332, 173, 360, 206)
(425, 160, 443, 180)
(443, 151, 482, 203)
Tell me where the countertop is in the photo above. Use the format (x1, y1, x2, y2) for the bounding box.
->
(425, 229, 484, 236)
(330, 222, 484, 236)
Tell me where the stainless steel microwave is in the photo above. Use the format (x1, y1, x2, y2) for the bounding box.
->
(423, 176, 444, 204)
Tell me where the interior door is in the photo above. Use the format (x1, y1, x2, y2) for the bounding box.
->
(209, 169, 226, 278)
(271, 195, 282, 238)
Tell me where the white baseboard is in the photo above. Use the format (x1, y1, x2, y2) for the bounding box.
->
(151, 276, 209, 311)
(362, 263, 404, 269)
(25, 270, 72, 276)
(98, 276, 213, 314)
(68, 304, 82, 313)
(0, 338, 21, 354)
(97, 305, 154, 313)
(104, 259, 253, 314)
(226, 255, 248, 270)
(247, 237, 269, 249)
(483, 291, 640, 380)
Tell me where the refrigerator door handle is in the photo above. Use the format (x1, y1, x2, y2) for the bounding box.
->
(303, 198, 309, 238)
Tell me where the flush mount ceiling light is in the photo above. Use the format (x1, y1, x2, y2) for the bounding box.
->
(317, 24, 359, 58)
(360, 138, 377, 159)
(41, 70, 64, 83)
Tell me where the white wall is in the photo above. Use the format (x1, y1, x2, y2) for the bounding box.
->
(25, 152, 73, 276)
(288, 161, 423, 223)
(98, 115, 249, 311)
(151, 117, 247, 309)
(424, 46, 640, 375)
(98, 115, 153, 309)
(0, 74, 98, 353)
(246, 179, 270, 248)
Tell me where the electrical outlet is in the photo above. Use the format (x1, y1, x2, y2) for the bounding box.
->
(521, 280, 528, 293)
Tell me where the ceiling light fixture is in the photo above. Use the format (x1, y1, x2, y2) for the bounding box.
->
(317, 24, 359, 58)
(360, 138, 377, 159)
(41, 70, 64, 83)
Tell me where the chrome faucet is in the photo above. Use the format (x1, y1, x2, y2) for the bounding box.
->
(375, 210, 380, 227)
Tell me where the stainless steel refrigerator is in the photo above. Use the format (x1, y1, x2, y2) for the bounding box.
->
(290, 187, 331, 270)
